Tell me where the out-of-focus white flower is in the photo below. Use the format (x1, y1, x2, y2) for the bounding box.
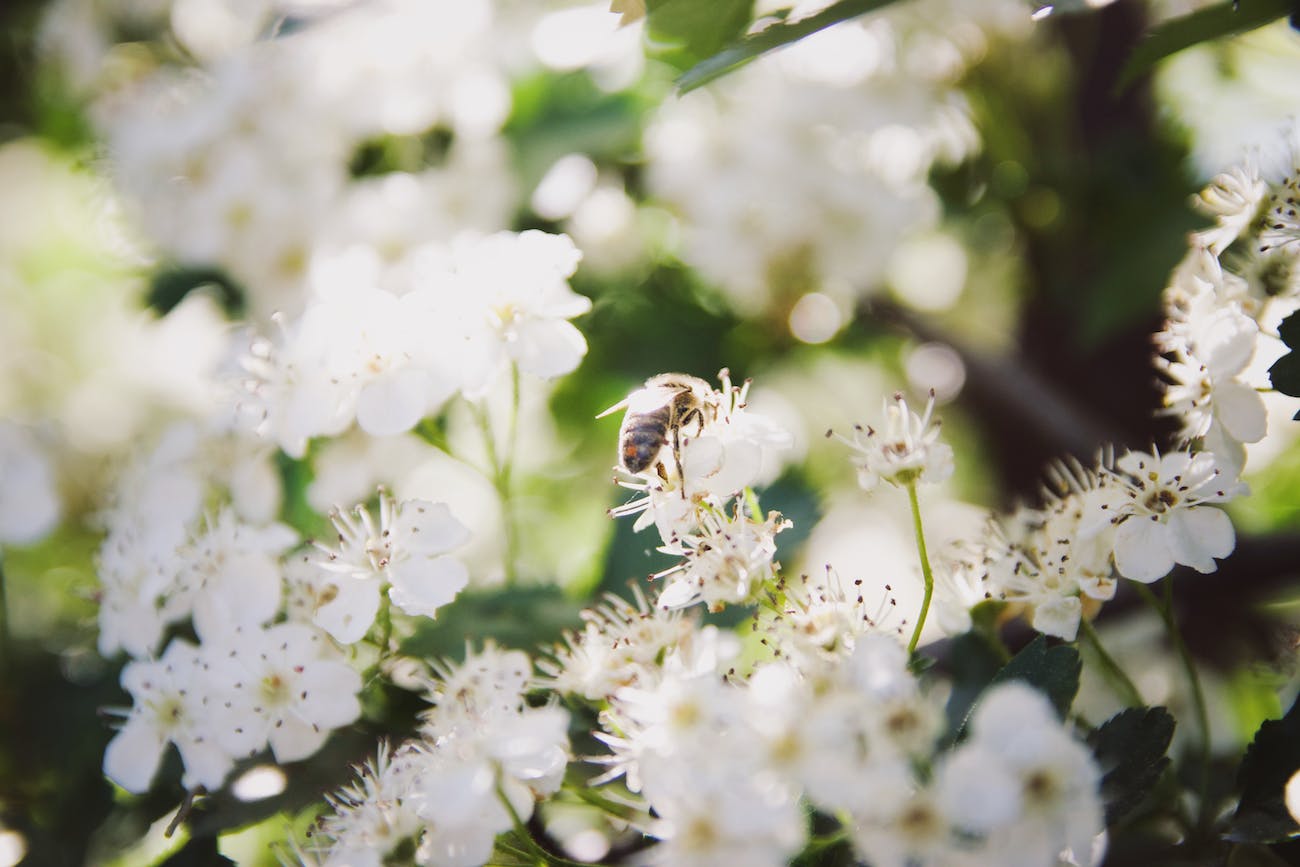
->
(834, 390, 953, 491)
(0, 423, 61, 546)
(103, 639, 237, 793)
(313, 490, 470, 630)
(318, 742, 424, 867)
(1107, 448, 1245, 583)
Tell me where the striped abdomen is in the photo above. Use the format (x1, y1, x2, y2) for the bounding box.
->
(619, 405, 672, 473)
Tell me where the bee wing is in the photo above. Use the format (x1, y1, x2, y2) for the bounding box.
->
(597, 384, 683, 419)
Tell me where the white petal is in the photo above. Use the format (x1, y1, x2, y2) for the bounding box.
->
(1031, 595, 1082, 641)
(104, 719, 167, 793)
(1113, 518, 1175, 583)
(393, 500, 470, 554)
(268, 715, 330, 764)
(356, 368, 431, 437)
(387, 555, 469, 618)
(1214, 380, 1268, 444)
(176, 736, 236, 792)
(509, 319, 587, 379)
(297, 662, 363, 728)
(314, 577, 382, 644)
(1199, 307, 1257, 377)
(937, 744, 1022, 832)
(1166, 507, 1234, 573)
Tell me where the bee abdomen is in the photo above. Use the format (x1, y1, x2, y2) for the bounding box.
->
(620, 410, 671, 473)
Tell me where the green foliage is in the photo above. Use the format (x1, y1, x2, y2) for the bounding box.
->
(675, 0, 907, 92)
(1229, 693, 1300, 843)
(987, 635, 1082, 720)
(1268, 310, 1300, 413)
(400, 585, 584, 662)
(1087, 706, 1176, 826)
(942, 627, 1009, 737)
(147, 265, 245, 318)
(645, 0, 755, 72)
(1118, 0, 1295, 92)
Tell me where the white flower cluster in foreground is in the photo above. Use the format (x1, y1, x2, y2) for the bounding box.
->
(550, 609, 1102, 867)
(245, 230, 586, 457)
(606, 371, 793, 610)
(1158, 132, 1300, 473)
(309, 645, 570, 867)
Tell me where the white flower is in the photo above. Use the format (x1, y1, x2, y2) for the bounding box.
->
(1107, 448, 1246, 583)
(1193, 165, 1268, 255)
(209, 622, 362, 764)
(285, 553, 381, 646)
(315, 490, 470, 623)
(174, 509, 296, 642)
(319, 742, 423, 865)
(436, 230, 589, 396)
(654, 505, 789, 612)
(0, 423, 61, 546)
(834, 390, 953, 492)
(103, 639, 236, 793)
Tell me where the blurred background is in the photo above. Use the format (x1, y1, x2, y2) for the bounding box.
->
(3, 0, 1300, 863)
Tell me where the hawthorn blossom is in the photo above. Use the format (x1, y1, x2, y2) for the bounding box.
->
(103, 639, 235, 793)
(833, 390, 953, 492)
(654, 504, 790, 611)
(209, 622, 362, 764)
(1107, 448, 1246, 583)
(313, 490, 470, 634)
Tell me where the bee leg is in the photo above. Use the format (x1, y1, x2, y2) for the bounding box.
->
(671, 421, 687, 499)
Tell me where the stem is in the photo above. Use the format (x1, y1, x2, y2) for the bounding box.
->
(1077, 617, 1143, 708)
(472, 365, 521, 585)
(1135, 581, 1212, 831)
(905, 482, 934, 656)
(495, 782, 586, 867)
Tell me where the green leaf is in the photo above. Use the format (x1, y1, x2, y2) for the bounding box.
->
(676, 0, 907, 93)
(400, 585, 583, 662)
(987, 635, 1081, 720)
(1086, 706, 1175, 826)
(646, 0, 755, 71)
(1229, 693, 1300, 843)
(1117, 0, 1292, 93)
(1271, 311, 1300, 399)
(943, 628, 1008, 738)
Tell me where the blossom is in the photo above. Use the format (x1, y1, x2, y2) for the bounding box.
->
(833, 390, 953, 491)
(103, 639, 236, 793)
(314, 490, 470, 628)
(1107, 448, 1246, 583)
(1192, 164, 1268, 255)
(0, 423, 61, 546)
(209, 622, 363, 764)
(654, 504, 790, 611)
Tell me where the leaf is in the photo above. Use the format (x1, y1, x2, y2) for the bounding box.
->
(676, 0, 907, 93)
(1229, 693, 1300, 843)
(399, 585, 583, 662)
(1270, 311, 1300, 398)
(943, 628, 1008, 739)
(986, 635, 1081, 720)
(1086, 706, 1176, 825)
(645, 0, 755, 71)
(1117, 0, 1292, 93)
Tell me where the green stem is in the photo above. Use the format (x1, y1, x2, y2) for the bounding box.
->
(1077, 617, 1143, 708)
(1134, 581, 1212, 831)
(471, 365, 521, 585)
(905, 482, 934, 656)
(495, 782, 586, 867)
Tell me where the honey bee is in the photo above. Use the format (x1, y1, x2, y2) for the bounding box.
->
(598, 373, 718, 487)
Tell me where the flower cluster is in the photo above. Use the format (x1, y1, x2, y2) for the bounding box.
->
(244, 230, 587, 457)
(309, 645, 570, 867)
(1158, 133, 1300, 473)
(606, 371, 793, 610)
(973, 446, 1245, 641)
(558, 616, 1103, 867)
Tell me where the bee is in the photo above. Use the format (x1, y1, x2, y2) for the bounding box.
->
(598, 373, 718, 488)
